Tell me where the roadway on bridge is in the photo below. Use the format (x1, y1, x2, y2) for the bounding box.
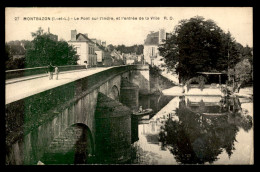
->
(5, 67, 112, 104)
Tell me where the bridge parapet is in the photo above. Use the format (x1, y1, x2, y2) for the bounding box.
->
(5, 65, 147, 145)
(5, 65, 150, 164)
(6, 65, 86, 80)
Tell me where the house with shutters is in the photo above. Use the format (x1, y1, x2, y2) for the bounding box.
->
(143, 29, 167, 66)
(68, 30, 97, 67)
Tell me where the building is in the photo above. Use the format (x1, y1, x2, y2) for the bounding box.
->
(102, 41, 106, 47)
(109, 50, 124, 66)
(143, 29, 166, 66)
(103, 51, 113, 66)
(137, 54, 144, 63)
(94, 46, 105, 66)
(123, 53, 138, 65)
(110, 49, 123, 60)
(96, 40, 101, 46)
(47, 27, 58, 41)
(68, 30, 97, 67)
(89, 38, 108, 66)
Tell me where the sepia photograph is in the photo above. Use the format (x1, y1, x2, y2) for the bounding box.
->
(5, 7, 253, 165)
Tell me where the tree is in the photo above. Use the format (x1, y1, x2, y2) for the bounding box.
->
(5, 40, 29, 70)
(159, 16, 240, 83)
(158, 96, 252, 164)
(116, 44, 144, 55)
(235, 43, 253, 65)
(233, 59, 252, 92)
(25, 27, 79, 67)
(107, 44, 115, 52)
(217, 31, 240, 72)
(5, 43, 12, 70)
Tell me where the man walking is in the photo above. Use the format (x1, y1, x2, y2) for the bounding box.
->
(47, 63, 54, 80)
(84, 61, 88, 69)
(55, 66, 59, 80)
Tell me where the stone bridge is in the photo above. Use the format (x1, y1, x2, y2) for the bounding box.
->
(5, 65, 150, 165)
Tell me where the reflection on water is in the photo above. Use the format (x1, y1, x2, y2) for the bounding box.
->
(41, 94, 253, 165)
(129, 95, 253, 165)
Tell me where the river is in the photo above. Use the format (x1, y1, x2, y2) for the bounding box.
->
(40, 93, 253, 165)
(127, 94, 253, 165)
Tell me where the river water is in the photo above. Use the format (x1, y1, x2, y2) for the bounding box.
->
(127, 94, 254, 165)
(39, 93, 253, 165)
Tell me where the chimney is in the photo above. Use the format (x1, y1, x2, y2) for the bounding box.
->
(102, 41, 106, 47)
(71, 30, 77, 41)
(97, 39, 101, 45)
(48, 27, 50, 33)
(159, 28, 166, 44)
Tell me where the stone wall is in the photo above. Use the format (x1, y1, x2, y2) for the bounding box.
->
(95, 92, 132, 164)
(40, 124, 94, 164)
(5, 90, 98, 165)
(120, 79, 139, 111)
(149, 66, 176, 94)
(6, 65, 86, 80)
(5, 65, 150, 164)
(129, 65, 150, 95)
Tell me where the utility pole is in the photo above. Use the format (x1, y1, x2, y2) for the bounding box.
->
(228, 39, 230, 83)
(227, 30, 235, 90)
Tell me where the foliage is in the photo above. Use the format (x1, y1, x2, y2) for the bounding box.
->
(158, 16, 240, 83)
(235, 43, 253, 65)
(158, 96, 252, 164)
(116, 44, 144, 55)
(149, 65, 162, 76)
(220, 85, 232, 97)
(233, 59, 252, 92)
(6, 56, 26, 70)
(25, 27, 79, 68)
(5, 28, 79, 70)
(215, 31, 240, 71)
(5, 41, 31, 70)
(5, 43, 11, 68)
(107, 44, 115, 52)
(185, 76, 207, 91)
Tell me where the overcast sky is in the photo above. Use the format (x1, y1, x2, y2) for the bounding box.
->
(5, 7, 253, 47)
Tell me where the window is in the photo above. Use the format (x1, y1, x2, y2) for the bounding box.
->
(151, 47, 154, 56)
(76, 47, 81, 54)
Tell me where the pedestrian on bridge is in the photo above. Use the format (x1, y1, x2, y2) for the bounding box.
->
(84, 61, 88, 69)
(55, 66, 59, 80)
(47, 63, 55, 80)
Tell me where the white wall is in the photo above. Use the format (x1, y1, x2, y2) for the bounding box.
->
(95, 51, 103, 62)
(143, 45, 165, 66)
(143, 45, 159, 64)
(126, 59, 135, 64)
(68, 42, 88, 65)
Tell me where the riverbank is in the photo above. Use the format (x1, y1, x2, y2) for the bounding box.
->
(162, 85, 253, 99)
(161, 86, 184, 96)
(234, 87, 253, 99)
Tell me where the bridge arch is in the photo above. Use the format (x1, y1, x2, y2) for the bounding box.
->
(70, 123, 95, 157)
(108, 85, 120, 101)
(40, 123, 95, 164)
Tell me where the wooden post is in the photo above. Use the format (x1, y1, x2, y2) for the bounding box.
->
(219, 74, 221, 85)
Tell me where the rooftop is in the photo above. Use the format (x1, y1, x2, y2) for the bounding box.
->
(144, 31, 159, 45)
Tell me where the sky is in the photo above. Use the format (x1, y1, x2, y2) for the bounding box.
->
(5, 7, 253, 47)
